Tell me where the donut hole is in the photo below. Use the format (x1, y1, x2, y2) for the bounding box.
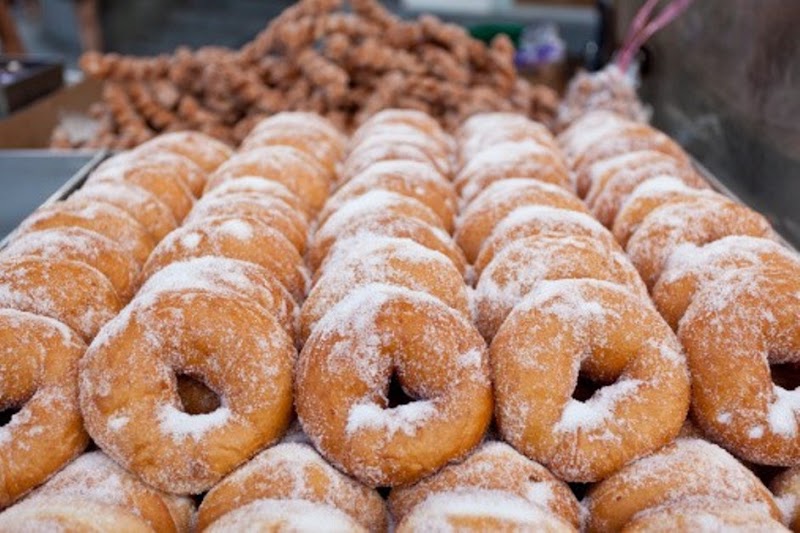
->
(0, 405, 21, 427)
(770, 362, 800, 391)
(571, 370, 606, 402)
(386, 371, 415, 408)
(176, 374, 221, 415)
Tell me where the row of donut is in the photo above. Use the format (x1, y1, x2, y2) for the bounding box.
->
(559, 111, 800, 469)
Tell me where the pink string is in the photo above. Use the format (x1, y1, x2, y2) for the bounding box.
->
(617, 0, 697, 72)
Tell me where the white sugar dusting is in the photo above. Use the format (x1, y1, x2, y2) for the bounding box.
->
(218, 218, 254, 240)
(158, 404, 231, 440)
(346, 400, 437, 436)
(767, 386, 800, 437)
(555, 379, 643, 433)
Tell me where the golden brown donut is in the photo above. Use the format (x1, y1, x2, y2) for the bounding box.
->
(72, 180, 178, 242)
(679, 266, 800, 466)
(771, 466, 800, 531)
(201, 177, 306, 217)
(653, 236, 800, 329)
(625, 196, 775, 288)
(80, 289, 296, 494)
(296, 284, 492, 487)
(584, 437, 783, 532)
(135, 130, 234, 173)
(474, 235, 647, 340)
(473, 205, 619, 277)
(16, 199, 155, 267)
(0, 310, 87, 508)
(319, 160, 457, 232)
(141, 216, 309, 301)
(557, 110, 631, 167)
(197, 442, 386, 531)
(350, 124, 451, 163)
(455, 178, 589, 264)
(353, 109, 451, 153)
(612, 176, 721, 247)
(300, 236, 470, 343)
(455, 141, 571, 203)
(389, 441, 580, 528)
(457, 113, 558, 168)
(343, 133, 452, 180)
(492, 279, 689, 482)
(247, 112, 345, 154)
(205, 146, 331, 216)
(395, 490, 575, 533)
(622, 500, 789, 533)
(95, 151, 207, 198)
(186, 193, 309, 253)
(0, 498, 154, 532)
(241, 128, 344, 177)
(0, 257, 120, 341)
(2, 227, 139, 302)
(204, 499, 367, 533)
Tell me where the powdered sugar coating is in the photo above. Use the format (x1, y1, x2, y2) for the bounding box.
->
(204, 498, 365, 533)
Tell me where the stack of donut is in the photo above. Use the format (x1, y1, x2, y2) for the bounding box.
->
(296, 109, 493, 488)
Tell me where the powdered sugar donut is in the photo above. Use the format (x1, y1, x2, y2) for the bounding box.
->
(626, 196, 775, 288)
(296, 284, 492, 487)
(389, 441, 580, 528)
(455, 179, 588, 264)
(653, 237, 800, 329)
(0, 499, 154, 532)
(557, 110, 631, 166)
(342, 138, 450, 181)
(204, 499, 366, 533)
(301, 236, 470, 342)
(474, 235, 647, 340)
(457, 113, 557, 168)
(473, 206, 619, 277)
(201, 177, 306, 217)
(455, 141, 571, 203)
(95, 151, 207, 198)
(2, 227, 139, 302)
(142, 216, 308, 300)
(0, 257, 120, 341)
(205, 146, 331, 215)
(241, 128, 344, 177)
(0, 310, 87, 508)
(492, 279, 689, 482)
(16, 199, 155, 267)
(134, 131, 233, 173)
(73, 181, 178, 241)
(679, 266, 800, 465)
(395, 490, 574, 533)
(771, 467, 800, 530)
(198, 442, 386, 531)
(622, 500, 789, 533)
(246, 112, 345, 163)
(319, 160, 456, 231)
(353, 109, 451, 153)
(584, 438, 782, 532)
(80, 289, 295, 493)
(350, 125, 451, 166)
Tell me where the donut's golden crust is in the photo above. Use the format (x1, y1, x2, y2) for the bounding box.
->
(241, 128, 343, 176)
(96, 150, 207, 198)
(0, 310, 87, 508)
(0, 498, 154, 532)
(770, 466, 800, 531)
(621, 500, 789, 533)
(349, 124, 451, 165)
(135, 131, 234, 173)
(457, 113, 558, 168)
(2, 227, 139, 302)
(202, 178, 306, 217)
(389, 441, 580, 528)
(342, 139, 450, 181)
(203, 499, 367, 533)
(296, 285, 492, 487)
(17, 199, 155, 267)
(679, 266, 800, 465)
(141, 216, 308, 300)
(80, 290, 295, 494)
(353, 109, 451, 153)
(584, 438, 782, 533)
(197, 443, 386, 531)
(0, 257, 121, 341)
(455, 178, 589, 264)
(492, 279, 689, 482)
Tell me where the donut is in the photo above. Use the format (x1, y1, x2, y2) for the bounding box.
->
(492, 279, 689, 482)
(247, 112, 345, 152)
(343, 133, 452, 179)
(0, 498, 155, 532)
(80, 289, 296, 493)
(652, 236, 800, 329)
(473, 206, 619, 277)
(95, 151, 206, 198)
(474, 235, 647, 340)
(621, 500, 789, 533)
(138, 257, 299, 340)
(296, 284, 492, 487)
(612, 176, 721, 247)
(134, 131, 234, 173)
(584, 437, 782, 532)
(11, 451, 194, 532)
(582, 151, 707, 225)
(457, 113, 557, 167)
(771, 467, 800, 530)
(16, 199, 155, 266)
(455, 178, 589, 264)
(300, 236, 471, 342)
(625, 196, 775, 288)
(455, 141, 571, 203)
(678, 266, 800, 465)
(557, 110, 631, 166)
(241, 128, 344, 177)
(0, 257, 120, 341)
(318, 160, 457, 232)
(141, 216, 309, 301)
(205, 146, 331, 215)
(185, 193, 309, 253)
(353, 109, 451, 152)
(200, 177, 306, 217)
(204, 499, 366, 533)
(349, 124, 451, 161)
(72, 181, 178, 242)
(307, 191, 447, 272)
(2, 227, 139, 302)
(395, 490, 574, 533)
(0, 310, 87, 508)
(197, 442, 386, 531)
(389, 441, 580, 528)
